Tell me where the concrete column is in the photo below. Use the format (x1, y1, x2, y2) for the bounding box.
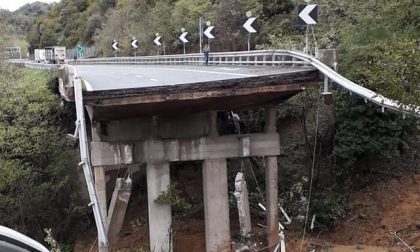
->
(234, 172, 252, 237)
(147, 162, 172, 252)
(203, 159, 231, 252)
(95, 166, 108, 229)
(91, 122, 108, 229)
(265, 106, 279, 251)
(107, 177, 132, 246)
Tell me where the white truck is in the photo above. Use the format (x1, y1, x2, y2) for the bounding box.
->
(34, 49, 46, 63)
(45, 46, 66, 64)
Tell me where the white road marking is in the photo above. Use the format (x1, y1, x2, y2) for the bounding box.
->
(124, 67, 257, 77)
(135, 75, 143, 78)
(83, 80, 93, 91)
(150, 79, 159, 82)
(215, 67, 240, 71)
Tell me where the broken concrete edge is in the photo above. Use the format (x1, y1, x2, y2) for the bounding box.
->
(83, 69, 319, 101)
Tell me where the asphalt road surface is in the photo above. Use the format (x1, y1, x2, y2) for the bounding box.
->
(75, 65, 309, 91)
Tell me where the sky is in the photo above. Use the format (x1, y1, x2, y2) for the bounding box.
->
(0, 0, 60, 11)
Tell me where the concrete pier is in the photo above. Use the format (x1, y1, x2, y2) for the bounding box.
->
(264, 106, 279, 251)
(94, 166, 108, 229)
(146, 161, 172, 252)
(107, 177, 132, 246)
(203, 159, 231, 252)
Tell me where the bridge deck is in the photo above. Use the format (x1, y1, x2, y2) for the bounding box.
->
(82, 66, 319, 120)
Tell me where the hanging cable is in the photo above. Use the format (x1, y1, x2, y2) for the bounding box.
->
(299, 97, 321, 252)
(229, 111, 266, 205)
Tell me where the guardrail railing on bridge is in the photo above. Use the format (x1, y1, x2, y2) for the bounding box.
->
(75, 50, 309, 67)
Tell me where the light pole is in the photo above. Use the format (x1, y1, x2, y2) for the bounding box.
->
(246, 11, 252, 51)
(199, 17, 203, 53)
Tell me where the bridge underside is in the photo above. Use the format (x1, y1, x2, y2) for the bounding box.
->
(84, 69, 319, 251)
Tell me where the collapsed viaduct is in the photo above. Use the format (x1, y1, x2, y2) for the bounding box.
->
(54, 50, 347, 251)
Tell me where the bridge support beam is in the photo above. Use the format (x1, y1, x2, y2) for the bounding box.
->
(147, 161, 172, 252)
(265, 106, 279, 251)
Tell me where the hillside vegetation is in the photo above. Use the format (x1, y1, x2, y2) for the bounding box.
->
(0, 2, 53, 56)
(0, 63, 87, 245)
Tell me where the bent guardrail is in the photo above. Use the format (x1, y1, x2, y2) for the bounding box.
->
(65, 65, 109, 251)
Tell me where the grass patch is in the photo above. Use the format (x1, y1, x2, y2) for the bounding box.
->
(17, 68, 54, 88)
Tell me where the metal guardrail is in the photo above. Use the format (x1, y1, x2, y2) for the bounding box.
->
(74, 50, 308, 66)
(287, 50, 419, 116)
(25, 62, 56, 70)
(65, 65, 109, 251)
(8, 59, 58, 70)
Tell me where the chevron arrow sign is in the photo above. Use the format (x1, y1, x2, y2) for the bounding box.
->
(154, 36, 162, 46)
(179, 32, 188, 43)
(243, 17, 257, 33)
(204, 26, 215, 39)
(112, 41, 119, 51)
(131, 39, 139, 49)
(298, 4, 318, 25)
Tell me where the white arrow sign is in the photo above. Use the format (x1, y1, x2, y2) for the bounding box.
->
(243, 17, 257, 33)
(179, 32, 189, 43)
(112, 41, 119, 50)
(204, 26, 215, 39)
(131, 39, 138, 49)
(299, 4, 317, 25)
(154, 36, 162, 46)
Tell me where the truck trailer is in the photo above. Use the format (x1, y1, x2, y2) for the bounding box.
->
(45, 46, 66, 64)
(34, 49, 46, 63)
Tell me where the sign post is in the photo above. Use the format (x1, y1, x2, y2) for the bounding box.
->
(199, 17, 203, 53)
(179, 28, 189, 54)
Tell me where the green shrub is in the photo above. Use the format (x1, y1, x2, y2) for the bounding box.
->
(0, 68, 88, 243)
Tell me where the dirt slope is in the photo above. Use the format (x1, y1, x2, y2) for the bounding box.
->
(75, 174, 420, 251)
(322, 174, 420, 252)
